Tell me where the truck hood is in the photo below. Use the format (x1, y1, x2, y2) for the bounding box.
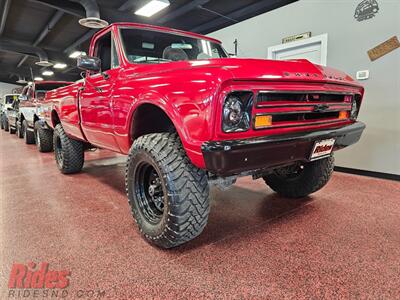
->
(127, 58, 360, 87)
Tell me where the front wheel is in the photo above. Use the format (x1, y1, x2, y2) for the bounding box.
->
(2, 115, 9, 131)
(23, 120, 35, 144)
(16, 121, 24, 138)
(53, 124, 84, 174)
(263, 156, 334, 198)
(126, 133, 210, 249)
(9, 125, 16, 134)
(4, 118, 9, 131)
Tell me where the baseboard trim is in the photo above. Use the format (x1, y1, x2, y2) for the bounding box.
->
(334, 166, 400, 182)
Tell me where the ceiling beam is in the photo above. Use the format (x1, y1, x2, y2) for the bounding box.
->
(157, 0, 210, 24)
(191, 0, 296, 34)
(30, 0, 149, 55)
(28, 0, 85, 18)
(17, 11, 64, 67)
(0, 0, 12, 36)
(64, 29, 95, 54)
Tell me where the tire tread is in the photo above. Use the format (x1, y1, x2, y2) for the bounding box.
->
(126, 133, 210, 248)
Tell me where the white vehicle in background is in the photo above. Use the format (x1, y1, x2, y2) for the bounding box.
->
(0, 94, 19, 131)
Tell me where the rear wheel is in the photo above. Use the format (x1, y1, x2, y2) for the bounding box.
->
(34, 122, 53, 152)
(53, 124, 84, 174)
(263, 156, 334, 198)
(23, 120, 35, 144)
(126, 133, 210, 248)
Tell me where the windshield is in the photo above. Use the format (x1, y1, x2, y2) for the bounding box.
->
(120, 28, 228, 64)
(5, 95, 18, 104)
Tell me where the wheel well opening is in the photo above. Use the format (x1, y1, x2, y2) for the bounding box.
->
(131, 104, 176, 142)
(51, 110, 60, 127)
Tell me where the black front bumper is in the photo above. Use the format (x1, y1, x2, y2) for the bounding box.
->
(202, 122, 366, 176)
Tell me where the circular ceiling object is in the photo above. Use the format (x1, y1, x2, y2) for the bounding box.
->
(78, 17, 109, 29)
(35, 60, 53, 67)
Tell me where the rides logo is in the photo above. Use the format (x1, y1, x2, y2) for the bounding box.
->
(8, 262, 70, 289)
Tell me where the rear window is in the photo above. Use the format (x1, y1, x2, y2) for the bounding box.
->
(5, 95, 18, 104)
(35, 83, 69, 91)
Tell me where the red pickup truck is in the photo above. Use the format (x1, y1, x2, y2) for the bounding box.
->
(42, 22, 365, 248)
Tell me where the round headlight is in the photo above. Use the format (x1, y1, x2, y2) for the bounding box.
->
(350, 98, 358, 120)
(223, 96, 244, 126)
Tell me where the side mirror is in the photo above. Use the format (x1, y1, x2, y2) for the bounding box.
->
(18, 95, 28, 101)
(77, 56, 101, 72)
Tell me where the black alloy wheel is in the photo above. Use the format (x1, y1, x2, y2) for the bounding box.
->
(134, 161, 165, 224)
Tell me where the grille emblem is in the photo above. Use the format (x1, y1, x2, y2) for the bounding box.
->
(313, 104, 329, 113)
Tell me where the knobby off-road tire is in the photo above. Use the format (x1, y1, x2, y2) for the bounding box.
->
(16, 121, 24, 138)
(0, 115, 4, 130)
(2, 115, 9, 131)
(126, 133, 210, 249)
(34, 122, 53, 152)
(53, 124, 84, 174)
(263, 156, 335, 198)
(23, 120, 35, 144)
(9, 125, 16, 134)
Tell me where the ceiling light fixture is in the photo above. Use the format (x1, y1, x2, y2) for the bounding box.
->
(35, 60, 53, 67)
(53, 63, 67, 69)
(34, 77, 44, 81)
(16, 77, 27, 84)
(42, 70, 54, 76)
(69, 51, 86, 59)
(79, 17, 108, 28)
(135, 0, 170, 17)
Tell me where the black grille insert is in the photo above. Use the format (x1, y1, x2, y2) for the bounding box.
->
(257, 92, 349, 105)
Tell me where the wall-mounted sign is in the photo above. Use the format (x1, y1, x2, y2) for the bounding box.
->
(354, 0, 379, 22)
(368, 36, 400, 61)
(282, 32, 311, 44)
(12, 87, 23, 94)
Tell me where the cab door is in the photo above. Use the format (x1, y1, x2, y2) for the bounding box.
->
(79, 30, 121, 151)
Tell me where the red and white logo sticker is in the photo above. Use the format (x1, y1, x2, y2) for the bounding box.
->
(310, 138, 335, 160)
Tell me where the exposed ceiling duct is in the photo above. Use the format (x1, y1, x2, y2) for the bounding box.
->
(0, 39, 53, 66)
(70, 0, 108, 28)
(9, 73, 24, 83)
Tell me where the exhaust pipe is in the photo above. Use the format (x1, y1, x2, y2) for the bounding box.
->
(70, 0, 108, 28)
(0, 39, 52, 66)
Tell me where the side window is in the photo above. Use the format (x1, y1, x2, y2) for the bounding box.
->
(26, 86, 33, 100)
(111, 38, 119, 69)
(94, 32, 111, 72)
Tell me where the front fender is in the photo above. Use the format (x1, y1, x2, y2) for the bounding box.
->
(113, 67, 233, 169)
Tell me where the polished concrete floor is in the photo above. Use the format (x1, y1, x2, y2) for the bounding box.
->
(1, 129, 399, 299)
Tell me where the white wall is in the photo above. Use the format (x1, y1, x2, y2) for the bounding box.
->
(0, 82, 20, 97)
(210, 0, 400, 175)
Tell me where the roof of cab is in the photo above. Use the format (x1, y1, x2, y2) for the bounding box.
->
(32, 80, 74, 85)
(92, 22, 222, 45)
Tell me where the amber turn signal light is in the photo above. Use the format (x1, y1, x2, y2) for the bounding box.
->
(254, 115, 272, 128)
(338, 111, 349, 119)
